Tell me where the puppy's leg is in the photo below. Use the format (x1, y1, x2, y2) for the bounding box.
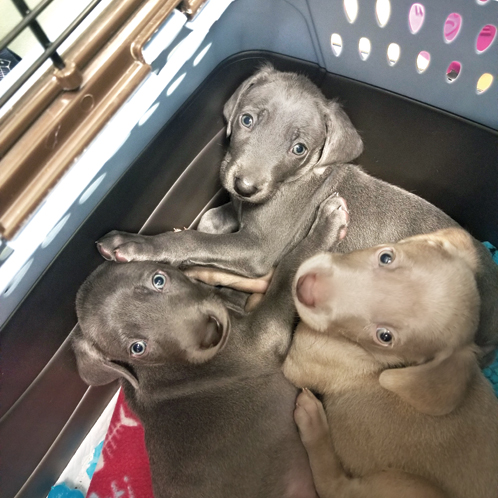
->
(294, 388, 350, 498)
(243, 195, 349, 358)
(96, 228, 282, 277)
(295, 390, 448, 498)
(197, 202, 239, 234)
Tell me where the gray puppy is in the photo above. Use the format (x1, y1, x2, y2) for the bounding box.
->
(74, 196, 349, 498)
(97, 65, 498, 364)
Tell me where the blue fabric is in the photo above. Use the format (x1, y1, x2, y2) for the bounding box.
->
(483, 351, 498, 397)
(483, 241, 498, 264)
(86, 440, 104, 479)
(47, 484, 84, 498)
(483, 242, 498, 396)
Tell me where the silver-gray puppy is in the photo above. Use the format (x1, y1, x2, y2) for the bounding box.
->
(96, 65, 498, 365)
(74, 196, 349, 498)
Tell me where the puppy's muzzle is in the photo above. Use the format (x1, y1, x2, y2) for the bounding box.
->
(296, 273, 318, 308)
(234, 176, 259, 198)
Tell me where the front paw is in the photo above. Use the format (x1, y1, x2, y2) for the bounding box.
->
(294, 388, 330, 447)
(97, 231, 150, 262)
(314, 195, 349, 241)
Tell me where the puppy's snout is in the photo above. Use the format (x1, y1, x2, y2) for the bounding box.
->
(296, 273, 318, 308)
(234, 176, 259, 198)
(296, 271, 333, 309)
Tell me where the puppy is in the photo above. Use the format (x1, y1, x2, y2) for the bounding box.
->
(74, 195, 349, 498)
(283, 228, 498, 498)
(96, 65, 498, 365)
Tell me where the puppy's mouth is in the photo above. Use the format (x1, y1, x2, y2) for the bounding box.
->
(296, 273, 318, 308)
(200, 315, 226, 350)
(228, 183, 273, 205)
(111, 360, 138, 382)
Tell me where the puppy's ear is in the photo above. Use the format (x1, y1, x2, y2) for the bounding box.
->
(418, 228, 478, 272)
(317, 101, 363, 166)
(72, 326, 139, 389)
(186, 315, 230, 364)
(379, 346, 478, 416)
(223, 65, 273, 137)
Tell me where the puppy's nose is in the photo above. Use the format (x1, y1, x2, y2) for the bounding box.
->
(296, 273, 317, 308)
(234, 176, 259, 197)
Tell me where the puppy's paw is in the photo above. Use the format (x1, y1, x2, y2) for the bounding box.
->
(97, 231, 150, 262)
(314, 195, 349, 241)
(294, 388, 330, 446)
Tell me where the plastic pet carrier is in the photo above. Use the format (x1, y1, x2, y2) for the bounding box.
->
(0, 0, 497, 496)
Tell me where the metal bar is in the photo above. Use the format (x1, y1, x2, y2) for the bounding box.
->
(0, 0, 179, 239)
(0, 0, 56, 53)
(0, 0, 103, 110)
(11, 0, 65, 69)
(0, 0, 148, 157)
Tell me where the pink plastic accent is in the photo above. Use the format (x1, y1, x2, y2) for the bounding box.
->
(409, 3, 425, 34)
(444, 13, 462, 43)
(416, 51, 430, 72)
(476, 25, 497, 53)
(446, 61, 461, 82)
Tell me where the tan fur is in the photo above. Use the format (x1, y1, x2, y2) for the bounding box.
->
(283, 228, 498, 498)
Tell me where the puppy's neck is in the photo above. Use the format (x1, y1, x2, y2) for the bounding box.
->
(283, 322, 381, 395)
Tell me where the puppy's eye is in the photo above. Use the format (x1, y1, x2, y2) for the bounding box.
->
(130, 340, 147, 356)
(240, 113, 253, 128)
(292, 143, 307, 156)
(152, 272, 168, 291)
(376, 327, 393, 346)
(379, 250, 395, 266)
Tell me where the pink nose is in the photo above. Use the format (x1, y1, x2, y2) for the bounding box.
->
(296, 273, 317, 307)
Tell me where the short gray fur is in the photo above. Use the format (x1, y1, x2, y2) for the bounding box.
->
(74, 195, 349, 498)
(97, 66, 498, 365)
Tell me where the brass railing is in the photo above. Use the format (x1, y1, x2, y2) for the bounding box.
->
(0, 0, 204, 239)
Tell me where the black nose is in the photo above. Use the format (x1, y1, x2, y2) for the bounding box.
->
(234, 177, 259, 197)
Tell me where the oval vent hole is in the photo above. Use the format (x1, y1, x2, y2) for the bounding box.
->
(409, 3, 425, 34)
(444, 13, 462, 43)
(477, 73, 493, 94)
(344, 0, 359, 23)
(446, 61, 461, 82)
(476, 25, 497, 53)
(416, 51, 430, 73)
(376, 0, 391, 27)
(331, 33, 343, 56)
(387, 43, 400, 65)
(359, 37, 371, 60)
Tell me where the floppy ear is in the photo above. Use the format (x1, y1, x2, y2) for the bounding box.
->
(186, 315, 231, 364)
(418, 228, 478, 272)
(223, 64, 273, 137)
(379, 346, 478, 416)
(72, 327, 139, 389)
(317, 101, 363, 166)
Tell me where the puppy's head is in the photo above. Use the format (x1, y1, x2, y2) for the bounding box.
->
(221, 64, 363, 204)
(73, 262, 230, 390)
(293, 228, 481, 415)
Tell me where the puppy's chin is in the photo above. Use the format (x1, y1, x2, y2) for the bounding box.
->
(295, 304, 332, 333)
